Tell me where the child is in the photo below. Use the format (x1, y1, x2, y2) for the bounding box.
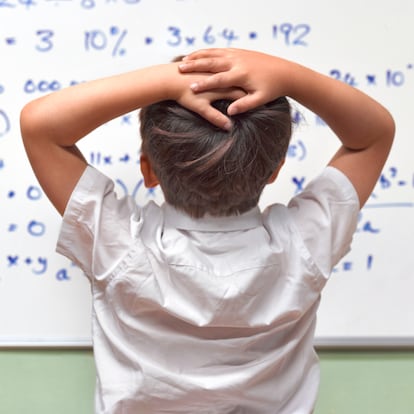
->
(20, 48, 394, 413)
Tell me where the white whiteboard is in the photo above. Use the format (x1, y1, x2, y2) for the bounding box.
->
(0, 0, 413, 347)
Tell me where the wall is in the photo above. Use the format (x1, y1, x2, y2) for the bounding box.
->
(1, 350, 413, 413)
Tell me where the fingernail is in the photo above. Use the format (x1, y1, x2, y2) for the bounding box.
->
(227, 106, 237, 116)
(223, 120, 232, 130)
(178, 63, 187, 71)
(190, 82, 199, 91)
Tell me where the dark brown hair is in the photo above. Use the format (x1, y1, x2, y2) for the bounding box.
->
(139, 97, 292, 218)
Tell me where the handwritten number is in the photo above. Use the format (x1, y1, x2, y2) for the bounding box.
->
(203, 25, 215, 45)
(27, 220, 46, 237)
(273, 23, 310, 47)
(329, 69, 357, 86)
(84, 30, 107, 51)
(35, 30, 54, 52)
(292, 24, 310, 46)
(167, 26, 182, 47)
(220, 28, 238, 46)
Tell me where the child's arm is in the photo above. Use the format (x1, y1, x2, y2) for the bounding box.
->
(20, 63, 241, 215)
(179, 48, 395, 208)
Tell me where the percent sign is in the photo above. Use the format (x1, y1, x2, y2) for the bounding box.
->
(84, 26, 128, 57)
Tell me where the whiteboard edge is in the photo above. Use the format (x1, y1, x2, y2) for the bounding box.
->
(1, 336, 414, 349)
(314, 336, 414, 350)
(0, 338, 92, 348)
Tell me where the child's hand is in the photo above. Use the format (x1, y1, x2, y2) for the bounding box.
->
(178, 48, 290, 115)
(176, 83, 245, 130)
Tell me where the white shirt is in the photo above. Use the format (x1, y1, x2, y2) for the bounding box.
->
(57, 165, 359, 414)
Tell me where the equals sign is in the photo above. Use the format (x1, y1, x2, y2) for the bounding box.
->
(119, 154, 130, 163)
(5, 37, 16, 45)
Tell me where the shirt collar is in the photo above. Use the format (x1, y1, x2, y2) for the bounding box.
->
(162, 203, 263, 232)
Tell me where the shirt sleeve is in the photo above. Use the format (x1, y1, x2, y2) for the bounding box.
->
(288, 166, 360, 278)
(56, 166, 142, 280)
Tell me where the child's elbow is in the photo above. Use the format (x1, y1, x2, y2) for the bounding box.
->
(20, 100, 46, 144)
(376, 109, 395, 156)
(383, 109, 396, 144)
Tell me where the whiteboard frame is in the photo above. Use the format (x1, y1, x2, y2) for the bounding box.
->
(1, 336, 414, 349)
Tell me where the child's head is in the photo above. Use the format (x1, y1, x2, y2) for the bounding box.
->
(139, 97, 292, 218)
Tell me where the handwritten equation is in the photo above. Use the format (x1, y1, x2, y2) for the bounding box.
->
(1, 22, 413, 91)
(2, 140, 413, 282)
(1, 4, 413, 286)
(1, 23, 311, 57)
(1, 62, 411, 145)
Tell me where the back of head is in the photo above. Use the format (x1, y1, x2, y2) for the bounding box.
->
(139, 97, 292, 218)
